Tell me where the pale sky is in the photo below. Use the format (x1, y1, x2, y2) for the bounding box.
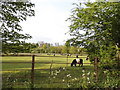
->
(20, 0, 95, 45)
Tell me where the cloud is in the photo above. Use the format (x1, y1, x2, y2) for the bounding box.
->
(21, 0, 79, 45)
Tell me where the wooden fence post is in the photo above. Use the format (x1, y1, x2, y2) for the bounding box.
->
(50, 60, 53, 75)
(66, 55, 68, 67)
(31, 55, 35, 87)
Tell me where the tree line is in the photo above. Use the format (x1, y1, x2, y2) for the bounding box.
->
(31, 42, 86, 55)
(2, 41, 86, 55)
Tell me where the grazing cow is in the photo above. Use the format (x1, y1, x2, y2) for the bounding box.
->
(71, 58, 83, 67)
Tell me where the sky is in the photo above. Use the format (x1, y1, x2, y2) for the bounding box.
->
(20, 0, 95, 45)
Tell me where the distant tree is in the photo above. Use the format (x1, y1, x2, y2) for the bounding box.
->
(49, 46, 55, 53)
(53, 46, 61, 54)
(78, 48, 87, 56)
(69, 46, 77, 54)
(65, 40, 71, 54)
(1, 1, 35, 54)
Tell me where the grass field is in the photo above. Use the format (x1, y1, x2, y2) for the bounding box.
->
(2, 54, 95, 88)
(2, 54, 120, 88)
(2, 55, 90, 73)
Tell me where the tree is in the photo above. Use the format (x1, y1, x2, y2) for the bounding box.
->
(69, 46, 77, 54)
(65, 40, 71, 54)
(0, 1, 35, 54)
(67, 2, 120, 68)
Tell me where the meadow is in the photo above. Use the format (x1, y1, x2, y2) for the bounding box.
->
(2, 54, 120, 88)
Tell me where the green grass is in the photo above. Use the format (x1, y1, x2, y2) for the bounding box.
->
(2, 55, 93, 88)
(2, 55, 96, 88)
(2, 55, 90, 72)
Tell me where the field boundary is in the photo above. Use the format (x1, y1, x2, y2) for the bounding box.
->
(2, 55, 99, 88)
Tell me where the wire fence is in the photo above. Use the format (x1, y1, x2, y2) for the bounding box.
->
(2, 55, 99, 88)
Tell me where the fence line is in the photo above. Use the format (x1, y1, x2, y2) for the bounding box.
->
(30, 55, 98, 87)
(2, 62, 92, 64)
(2, 55, 99, 88)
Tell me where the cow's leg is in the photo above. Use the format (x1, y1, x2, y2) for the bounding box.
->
(71, 63, 73, 67)
(81, 63, 83, 67)
(75, 63, 76, 67)
(79, 63, 80, 67)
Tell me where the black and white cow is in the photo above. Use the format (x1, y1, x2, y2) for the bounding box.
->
(71, 58, 83, 67)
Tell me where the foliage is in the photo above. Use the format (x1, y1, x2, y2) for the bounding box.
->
(68, 69, 120, 88)
(2, 66, 120, 88)
(3, 42, 38, 54)
(31, 42, 86, 55)
(69, 46, 77, 54)
(0, 1, 35, 54)
(67, 2, 120, 68)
